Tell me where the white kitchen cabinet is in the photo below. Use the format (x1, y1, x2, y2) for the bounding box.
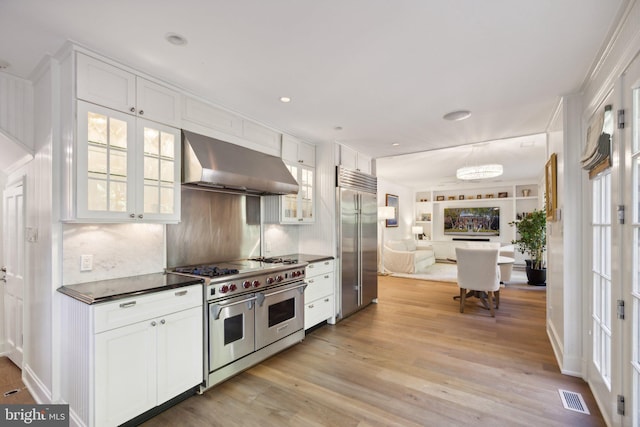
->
(263, 161, 315, 224)
(282, 134, 315, 166)
(61, 285, 203, 427)
(181, 95, 243, 137)
(304, 259, 335, 330)
(72, 101, 180, 223)
(339, 144, 371, 174)
(77, 52, 181, 127)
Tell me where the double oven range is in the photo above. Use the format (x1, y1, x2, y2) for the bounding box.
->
(169, 257, 307, 391)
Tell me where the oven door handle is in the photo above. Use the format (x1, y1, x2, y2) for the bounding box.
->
(211, 296, 256, 320)
(256, 282, 307, 307)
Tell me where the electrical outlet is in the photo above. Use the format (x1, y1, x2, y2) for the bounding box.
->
(80, 254, 93, 271)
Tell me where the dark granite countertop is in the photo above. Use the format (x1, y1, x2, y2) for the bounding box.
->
(280, 254, 334, 264)
(58, 273, 204, 305)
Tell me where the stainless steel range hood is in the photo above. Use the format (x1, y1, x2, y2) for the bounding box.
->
(182, 130, 299, 195)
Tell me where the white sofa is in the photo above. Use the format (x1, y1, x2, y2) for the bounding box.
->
(383, 239, 436, 274)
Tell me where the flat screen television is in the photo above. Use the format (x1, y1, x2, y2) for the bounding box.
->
(443, 207, 500, 236)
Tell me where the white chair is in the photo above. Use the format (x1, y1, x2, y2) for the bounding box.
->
(455, 247, 501, 317)
(383, 239, 436, 274)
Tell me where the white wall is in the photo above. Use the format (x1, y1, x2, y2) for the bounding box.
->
(377, 178, 414, 242)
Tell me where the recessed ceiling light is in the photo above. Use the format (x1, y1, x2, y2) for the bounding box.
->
(280, 96, 291, 103)
(334, 126, 343, 131)
(0, 59, 10, 70)
(392, 143, 400, 146)
(443, 110, 471, 121)
(165, 33, 188, 46)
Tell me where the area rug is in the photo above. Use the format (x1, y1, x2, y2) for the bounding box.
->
(390, 262, 546, 290)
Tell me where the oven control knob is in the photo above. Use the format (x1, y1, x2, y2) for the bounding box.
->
(276, 275, 284, 282)
(220, 284, 229, 293)
(243, 280, 252, 289)
(266, 277, 274, 285)
(295, 271, 302, 277)
(252, 280, 261, 288)
(229, 283, 237, 291)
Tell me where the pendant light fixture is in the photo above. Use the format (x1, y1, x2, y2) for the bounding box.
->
(456, 164, 503, 180)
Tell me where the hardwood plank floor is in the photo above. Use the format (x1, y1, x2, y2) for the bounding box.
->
(0, 357, 35, 405)
(145, 276, 605, 427)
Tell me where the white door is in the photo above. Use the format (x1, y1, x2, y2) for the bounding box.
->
(2, 180, 25, 367)
(623, 52, 640, 427)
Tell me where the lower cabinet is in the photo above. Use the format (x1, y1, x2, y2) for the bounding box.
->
(304, 259, 335, 330)
(60, 285, 203, 427)
(94, 306, 202, 426)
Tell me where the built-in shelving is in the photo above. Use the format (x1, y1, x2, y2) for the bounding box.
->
(414, 183, 542, 253)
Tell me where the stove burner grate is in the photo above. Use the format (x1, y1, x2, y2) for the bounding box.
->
(175, 266, 240, 277)
(250, 257, 298, 264)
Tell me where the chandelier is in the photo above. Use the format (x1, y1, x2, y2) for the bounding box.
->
(456, 164, 503, 180)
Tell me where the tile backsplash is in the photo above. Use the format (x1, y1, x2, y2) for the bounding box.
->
(63, 223, 165, 285)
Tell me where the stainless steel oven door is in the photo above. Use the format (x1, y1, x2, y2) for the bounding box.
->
(255, 281, 306, 350)
(209, 293, 256, 372)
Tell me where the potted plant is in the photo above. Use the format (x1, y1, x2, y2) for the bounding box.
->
(509, 209, 547, 285)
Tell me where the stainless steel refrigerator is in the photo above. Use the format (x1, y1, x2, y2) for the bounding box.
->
(336, 166, 378, 320)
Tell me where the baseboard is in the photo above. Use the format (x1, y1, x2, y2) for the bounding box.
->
(22, 363, 52, 404)
(547, 322, 583, 378)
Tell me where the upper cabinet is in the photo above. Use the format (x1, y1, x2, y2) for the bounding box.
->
(338, 144, 371, 174)
(76, 53, 181, 127)
(73, 101, 181, 222)
(282, 134, 315, 166)
(264, 134, 316, 224)
(181, 95, 281, 156)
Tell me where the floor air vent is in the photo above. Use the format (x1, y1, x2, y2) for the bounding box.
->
(558, 389, 590, 414)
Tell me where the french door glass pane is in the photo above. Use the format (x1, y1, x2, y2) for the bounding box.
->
(592, 173, 612, 390)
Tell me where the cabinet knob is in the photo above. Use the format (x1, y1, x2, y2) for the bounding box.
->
(324, 298, 330, 302)
(130, 107, 136, 113)
(130, 213, 135, 218)
(138, 214, 143, 219)
(160, 319, 166, 325)
(151, 321, 157, 327)
(139, 110, 144, 115)
(298, 160, 303, 163)
(309, 304, 314, 308)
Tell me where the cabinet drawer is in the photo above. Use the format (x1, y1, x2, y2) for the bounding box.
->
(306, 259, 334, 277)
(94, 285, 202, 333)
(305, 273, 333, 303)
(305, 296, 333, 330)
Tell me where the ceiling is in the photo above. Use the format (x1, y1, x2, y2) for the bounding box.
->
(376, 133, 547, 189)
(0, 0, 626, 181)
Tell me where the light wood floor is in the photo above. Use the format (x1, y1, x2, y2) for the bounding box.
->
(145, 276, 605, 427)
(0, 357, 35, 405)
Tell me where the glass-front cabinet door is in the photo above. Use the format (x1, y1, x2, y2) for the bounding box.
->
(138, 121, 180, 222)
(76, 101, 180, 222)
(77, 101, 135, 220)
(281, 163, 314, 223)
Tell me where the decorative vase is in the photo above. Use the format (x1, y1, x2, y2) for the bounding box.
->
(522, 189, 531, 197)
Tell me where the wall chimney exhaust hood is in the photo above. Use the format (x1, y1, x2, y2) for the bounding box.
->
(182, 130, 299, 195)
